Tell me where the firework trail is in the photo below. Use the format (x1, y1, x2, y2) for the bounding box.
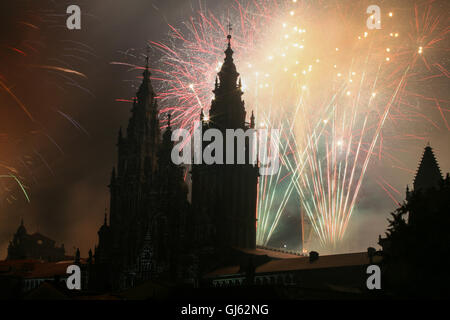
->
(114, 0, 449, 251)
(0, 1, 96, 205)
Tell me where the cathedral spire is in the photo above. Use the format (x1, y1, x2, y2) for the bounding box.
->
(208, 28, 247, 129)
(136, 50, 154, 102)
(217, 28, 239, 90)
(125, 51, 161, 171)
(225, 34, 233, 58)
(413, 144, 442, 191)
(17, 218, 27, 236)
(226, 21, 232, 49)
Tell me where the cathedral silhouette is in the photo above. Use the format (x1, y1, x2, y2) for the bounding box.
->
(90, 33, 259, 290)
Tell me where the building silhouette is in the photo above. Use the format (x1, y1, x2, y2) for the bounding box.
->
(91, 32, 259, 290)
(191, 33, 259, 252)
(412, 144, 442, 192)
(378, 143, 446, 252)
(92, 56, 191, 290)
(6, 219, 66, 262)
(406, 144, 443, 224)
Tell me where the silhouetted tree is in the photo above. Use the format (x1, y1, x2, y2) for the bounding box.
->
(379, 174, 450, 298)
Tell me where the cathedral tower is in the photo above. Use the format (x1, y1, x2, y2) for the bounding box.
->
(94, 56, 190, 290)
(191, 32, 259, 251)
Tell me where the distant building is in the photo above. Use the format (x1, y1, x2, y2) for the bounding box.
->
(6, 220, 66, 262)
(0, 257, 88, 299)
(203, 250, 382, 297)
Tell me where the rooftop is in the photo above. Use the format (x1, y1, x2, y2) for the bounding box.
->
(237, 247, 302, 259)
(205, 251, 382, 278)
(0, 259, 85, 279)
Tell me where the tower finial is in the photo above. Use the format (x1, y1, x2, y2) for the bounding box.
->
(223, 21, 234, 63)
(142, 44, 151, 80)
(227, 21, 232, 46)
(145, 44, 150, 69)
(137, 45, 154, 98)
(167, 113, 171, 129)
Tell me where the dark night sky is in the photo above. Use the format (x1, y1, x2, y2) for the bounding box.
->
(0, 0, 448, 258)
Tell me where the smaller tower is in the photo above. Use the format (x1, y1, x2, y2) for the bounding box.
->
(75, 248, 81, 264)
(17, 218, 27, 237)
(96, 210, 112, 264)
(408, 144, 444, 225)
(413, 144, 442, 192)
(250, 111, 255, 129)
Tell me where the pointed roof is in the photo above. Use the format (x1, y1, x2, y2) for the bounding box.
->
(124, 52, 161, 167)
(208, 31, 247, 129)
(217, 33, 239, 89)
(129, 54, 158, 136)
(413, 145, 442, 191)
(99, 209, 110, 234)
(16, 218, 27, 236)
(137, 55, 154, 99)
(250, 110, 255, 128)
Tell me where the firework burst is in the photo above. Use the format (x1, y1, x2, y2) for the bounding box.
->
(114, 0, 449, 251)
(0, 1, 96, 206)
